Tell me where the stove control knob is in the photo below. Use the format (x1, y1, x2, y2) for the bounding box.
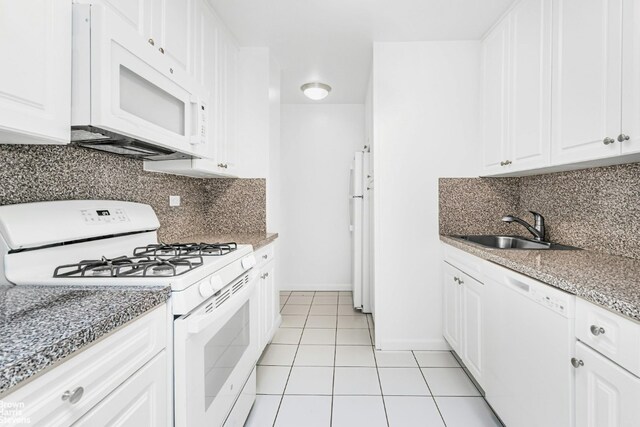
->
(199, 280, 215, 298)
(241, 255, 256, 269)
(209, 275, 222, 291)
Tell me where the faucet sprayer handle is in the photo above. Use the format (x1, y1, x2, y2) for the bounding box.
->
(528, 211, 544, 224)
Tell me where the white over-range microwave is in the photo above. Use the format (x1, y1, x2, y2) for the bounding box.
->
(70, 4, 208, 159)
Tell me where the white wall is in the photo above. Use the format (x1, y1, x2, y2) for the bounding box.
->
(280, 104, 365, 290)
(373, 41, 481, 350)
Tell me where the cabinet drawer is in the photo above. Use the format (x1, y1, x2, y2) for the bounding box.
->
(255, 243, 275, 269)
(4, 304, 167, 427)
(576, 298, 640, 377)
(442, 243, 483, 280)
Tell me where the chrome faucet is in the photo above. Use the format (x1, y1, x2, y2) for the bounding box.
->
(502, 211, 546, 241)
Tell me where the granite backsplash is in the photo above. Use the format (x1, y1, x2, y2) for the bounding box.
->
(439, 162, 640, 259)
(0, 144, 266, 242)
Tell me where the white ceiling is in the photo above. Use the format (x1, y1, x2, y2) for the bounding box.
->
(209, 0, 516, 104)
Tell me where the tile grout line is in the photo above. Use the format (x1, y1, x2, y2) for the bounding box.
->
(330, 291, 339, 426)
(412, 351, 448, 427)
(271, 291, 314, 426)
(370, 322, 391, 427)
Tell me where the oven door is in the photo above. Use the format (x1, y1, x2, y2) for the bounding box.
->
(174, 272, 259, 427)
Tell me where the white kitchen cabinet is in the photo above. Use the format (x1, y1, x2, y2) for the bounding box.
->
(73, 351, 168, 427)
(442, 262, 462, 352)
(551, 0, 623, 165)
(149, 0, 192, 75)
(460, 273, 484, 383)
(575, 342, 640, 427)
(481, 0, 552, 175)
(0, 0, 71, 144)
(3, 305, 168, 427)
(507, 0, 552, 172)
(621, 0, 640, 155)
(96, 0, 151, 36)
(481, 18, 510, 175)
(256, 243, 279, 351)
(217, 30, 240, 175)
(442, 261, 484, 384)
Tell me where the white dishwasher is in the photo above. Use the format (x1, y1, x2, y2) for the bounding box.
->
(483, 261, 575, 427)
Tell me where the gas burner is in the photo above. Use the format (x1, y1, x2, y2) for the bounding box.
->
(133, 242, 237, 257)
(53, 254, 204, 278)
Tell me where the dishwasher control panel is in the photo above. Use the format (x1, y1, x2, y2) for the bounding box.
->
(531, 288, 569, 316)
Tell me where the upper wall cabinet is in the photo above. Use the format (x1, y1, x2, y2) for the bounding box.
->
(481, 0, 552, 175)
(482, 0, 640, 176)
(149, 0, 193, 76)
(551, 0, 622, 164)
(0, 0, 71, 144)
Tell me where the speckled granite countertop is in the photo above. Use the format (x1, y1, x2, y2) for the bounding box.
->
(177, 232, 278, 250)
(0, 285, 170, 396)
(441, 236, 640, 323)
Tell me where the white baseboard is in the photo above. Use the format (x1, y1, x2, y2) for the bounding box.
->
(375, 337, 452, 351)
(280, 283, 352, 292)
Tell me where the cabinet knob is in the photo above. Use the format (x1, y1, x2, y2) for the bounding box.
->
(159, 47, 165, 54)
(500, 160, 512, 166)
(218, 163, 225, 168)
(590, 325, 605, 336)
(148, 38, 155, 46)
(169, 68, 174, 74)
(570, 357, 584, 368)
(603, 137, 615, 145)
(262, 254, 268, 259)
(618, 134, 631, 142)
(61, 387, 84, 404)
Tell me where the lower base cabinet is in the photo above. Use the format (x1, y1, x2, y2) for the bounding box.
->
(255, 242, 280, 352)
(73, 351, 168, 427)
(575, 342, 640, 426)
(442, 260, 484, 386)
(2, 305, 168, 427)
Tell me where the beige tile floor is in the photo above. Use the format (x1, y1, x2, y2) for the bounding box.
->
(245, 291, 503, 427)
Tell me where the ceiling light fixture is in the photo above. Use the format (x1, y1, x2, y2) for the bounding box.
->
(301, 82, 331, 100)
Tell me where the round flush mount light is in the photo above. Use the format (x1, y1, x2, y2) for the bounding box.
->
(301, 82, 332, 100)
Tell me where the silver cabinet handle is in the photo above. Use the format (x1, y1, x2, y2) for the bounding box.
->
(261, 272, 269, 279)
(159, 47, 165, 54)
(262, 254, 268, 259)
(603, 137, 616, 145)
(148, 38, 155, 46)
(453, 277, 459, 283)
(62, 387, 84, 404)
(590, 325, 605, 336)
(500, 160, 512, 166)
(453, 276, 463, 285)
(618, 134, 630, 142)
(218, 163, 225, 168)
(570, 358, 584, 368)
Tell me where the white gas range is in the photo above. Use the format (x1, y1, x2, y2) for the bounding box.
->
(0, 200, 260, 427)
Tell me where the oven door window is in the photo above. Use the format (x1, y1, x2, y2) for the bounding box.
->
(203, 300, 250, 411)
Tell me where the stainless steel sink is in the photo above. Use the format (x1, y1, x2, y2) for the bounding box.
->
(452, 235, 579, 250)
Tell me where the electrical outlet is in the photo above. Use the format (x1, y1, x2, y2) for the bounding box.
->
(169, 195, 181, 207)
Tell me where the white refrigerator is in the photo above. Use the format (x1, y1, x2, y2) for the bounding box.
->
(350, 151, 371, 313)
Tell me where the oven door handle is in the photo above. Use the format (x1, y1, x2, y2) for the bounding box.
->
(187, 274, 257, 335)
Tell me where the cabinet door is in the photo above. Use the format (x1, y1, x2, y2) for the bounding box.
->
(481, 18, 511, 175)
(261, 261, 277, 347)
(575, 342, 640, 427)
(442, 263, 462, 352)
(190, 0, 218, 160)
(461, 275, 484, 384)
(97, 0, 151, 37)
(222, 33, 239, 174)
(551, 0, 623, 164)
(508, 0, 552, 172)
(150, 0, 192, 74)
(621, 0, 640, 154)
(73, 351, 168, 427)
(0, 0, 70, 144)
